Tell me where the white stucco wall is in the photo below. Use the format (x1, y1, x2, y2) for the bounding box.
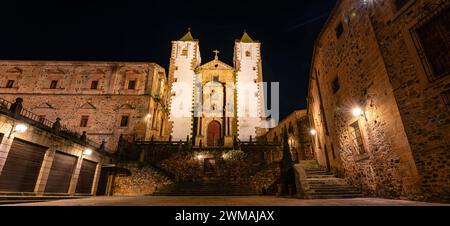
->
(168, 41, 201, 141)
(234, 42, 264, 141)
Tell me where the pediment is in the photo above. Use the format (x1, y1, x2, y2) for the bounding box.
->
(6, 67, 23, 74)
(117, 103, 136, 110)
(35, 102, 55, 109)
(45, 68, 66, 74)
(79, 102, 97, 110)
(197, 60, 234, 71)
(81, 68, 107, 75)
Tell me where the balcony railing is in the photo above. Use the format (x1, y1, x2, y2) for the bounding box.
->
(0, 97, 109, 153)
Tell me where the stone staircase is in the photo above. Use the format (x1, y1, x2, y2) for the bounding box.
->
(298, 161, 363, 199)
(151, 180, 259, 196)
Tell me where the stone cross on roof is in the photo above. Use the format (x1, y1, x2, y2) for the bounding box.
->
(213, 50, 220, 60)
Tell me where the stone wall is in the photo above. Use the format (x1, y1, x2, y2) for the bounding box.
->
(307, 0, 449, 201)
(370, 0, 450, 202)
(112, 162, 173, 196)
(0, 61, 170, 151)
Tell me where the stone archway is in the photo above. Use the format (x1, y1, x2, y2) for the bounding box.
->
(207, 120, 221, 147)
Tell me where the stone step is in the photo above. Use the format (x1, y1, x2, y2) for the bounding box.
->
(307, 193, 364, 199)
(308, 190, 362, 195)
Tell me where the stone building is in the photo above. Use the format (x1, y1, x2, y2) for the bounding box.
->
(167, 31, 268, 146)
(265, 110, 314, 162)
(0, 98, 110, 195)
(307, 0, 449, 201)
(0, 61, 169, 151)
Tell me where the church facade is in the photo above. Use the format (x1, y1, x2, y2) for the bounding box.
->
(167, 31, 267, 147)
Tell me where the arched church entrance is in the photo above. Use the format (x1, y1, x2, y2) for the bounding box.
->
(207, 120, 221, 147)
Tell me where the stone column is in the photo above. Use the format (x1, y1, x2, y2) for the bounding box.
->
(0, 128, 14, 176)
(90, 161, 103, 195)
(34, 147, 57, 193)
(68, 152, 84, 194)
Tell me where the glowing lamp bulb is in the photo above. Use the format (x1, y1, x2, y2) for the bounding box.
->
(83, 149, 93, 156)
(14, 124, 28, 133)
(310, 129, 317, 136)
(352, 107, 364, 117)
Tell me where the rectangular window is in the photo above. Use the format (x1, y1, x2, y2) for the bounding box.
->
(213, 76, 219, 82)
(246, 51, 251, 57)
(394, 0, 409, 11)
(6, 80, 15, 88)
(336, 22, 344, 39)
(50, 80, 58, 89)
(120, 116, 129, 127)
(443, 90, 450, 113)
(350, 121, 366, 154)
(332, 77, 340, 94)
(91, 81, 99, 90)
(414, 6, 450, 80)
(128, 80, 136, 90)
(80, 116, 89, 127)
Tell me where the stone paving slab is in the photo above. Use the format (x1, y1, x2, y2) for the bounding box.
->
(5, 196, 449, 206)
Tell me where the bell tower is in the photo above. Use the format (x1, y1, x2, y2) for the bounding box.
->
(234, 31, 265, 141)
(167, 29, 202, 141)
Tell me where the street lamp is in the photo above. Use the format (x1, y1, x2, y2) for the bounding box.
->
(310, 128, 317, 136)
(8, 123, 28, 138)
(352, 107, 364, 117)
(83, 148, 93, 157)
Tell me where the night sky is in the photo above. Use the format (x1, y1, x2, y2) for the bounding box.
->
(0, 1, 336, 119)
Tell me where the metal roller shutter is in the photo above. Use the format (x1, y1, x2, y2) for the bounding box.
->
(0, 138, 47, 192)
(44, 151, 78, 193)
(75, 159, 97, 194)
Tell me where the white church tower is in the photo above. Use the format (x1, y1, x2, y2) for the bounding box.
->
(234, 32, 265, 141)
(167, 30, 202, 141)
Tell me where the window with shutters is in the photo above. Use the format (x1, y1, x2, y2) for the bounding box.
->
(413, 6, 450, 80)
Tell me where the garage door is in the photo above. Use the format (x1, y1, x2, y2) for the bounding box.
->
(0, 138, 48, 192)
(44, 151, 78, 193)
(75, 159, 97, 194)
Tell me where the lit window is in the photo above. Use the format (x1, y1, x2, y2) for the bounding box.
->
(350, 121, 366, 154)
(50, 80, 58, 89)
(6, 80, 15, 88)
(128, 80, 136, 90)
(80, 116, 89, 127)
(91, 81, 99, 90)
(120, 116, 129, 127)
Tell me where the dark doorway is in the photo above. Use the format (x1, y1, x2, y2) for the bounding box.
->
(207, 120, 221, 147)
(204, 158, 216, 175)
(0, 138, 47, 192)
(45, 151, 77, 193)
(96, 167, 111, 196)
(324, 144, 331, 172)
